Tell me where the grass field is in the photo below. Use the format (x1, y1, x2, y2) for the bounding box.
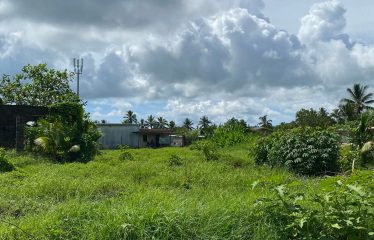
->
(0, 145, 373, 239)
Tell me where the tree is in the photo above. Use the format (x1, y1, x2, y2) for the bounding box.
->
(183, 118, 194, 130)
(156, 116, 168, 129)
(331, 103, 356, 123)
(169, 120, 176, 130)
(258, 115, 272, 129)
(295, 108, 334, 127)
(198, 116, 212, 135)
(146, 115, 156, 129)
(122, 110, 137, 124)
(342, 83, 374, 116)
(0, 64, 78, 106)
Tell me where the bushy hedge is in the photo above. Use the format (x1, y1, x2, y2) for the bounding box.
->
(24, 103, 101, 163)
(252, 128, 340, 176)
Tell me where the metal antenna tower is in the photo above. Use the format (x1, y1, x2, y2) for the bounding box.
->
(73, 58, 84, 97)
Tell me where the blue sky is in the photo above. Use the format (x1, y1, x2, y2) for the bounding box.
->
(1, 0, 374, 125)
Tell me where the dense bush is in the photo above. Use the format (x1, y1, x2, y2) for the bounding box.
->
(24, 103, 101, 163)
(190, 140, 219, 161)
(0, 148, 15, 172)
(168, 154, 183, 167)
(339, 144, 359, 172)
(253, 128, 340, 176)
(211, 120, 248, 147)
(253, 181, 374, 239)
(118, 144, 134, 161)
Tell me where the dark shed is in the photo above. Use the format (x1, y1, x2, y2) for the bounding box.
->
(0, 105, 48, 150)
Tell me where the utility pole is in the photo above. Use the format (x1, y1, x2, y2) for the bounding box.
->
(73, 58, 83, 97)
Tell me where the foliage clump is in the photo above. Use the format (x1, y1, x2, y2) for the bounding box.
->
(211, 118, 248, 147)
(190, 140, 219, 161)
(168, 154, 183, 167)
(253, 128, 340, 176)
(25, 103, 101, 163)
(0, 148, 15, 172)
(253, 181, 374, 239)
(118, 145, 134, 160)
(0, 64, 79, 106)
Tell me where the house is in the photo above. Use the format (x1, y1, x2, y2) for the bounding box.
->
(97, 124, 184, 149)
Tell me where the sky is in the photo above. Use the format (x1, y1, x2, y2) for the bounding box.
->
(0, 0, 374, 126)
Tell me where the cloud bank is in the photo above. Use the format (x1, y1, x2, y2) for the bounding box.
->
(0, 0, 373, 124)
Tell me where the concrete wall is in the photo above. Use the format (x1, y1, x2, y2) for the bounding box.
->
(97, 124, 140, 149)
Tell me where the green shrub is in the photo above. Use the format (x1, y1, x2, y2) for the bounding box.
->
(211, 121, 248, 147)
(190, 140, 219, 161)
(168, 154, 183, 167)
(339, 144, 360, 172)
(253, 128, 340, 176)
(0, 148, 15, 172)
(118, 145, 134, 161)
(253, 182, 374, 239)
(24, 103, 101, 163)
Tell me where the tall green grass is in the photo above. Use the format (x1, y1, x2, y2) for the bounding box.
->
(0, 146, 372, 239)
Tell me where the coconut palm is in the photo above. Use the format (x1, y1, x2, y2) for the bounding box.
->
(157, 116, 168, 129)
(183, 118, 194, 131)
(169, 120, 176, 130)
(122, 110, 137, 124)
(258, 115, 272, 129)
(146, 115, 156, 129)
(342, 83, 374, 116)
(198, 116, 211, 135)
(332, 103, 356, 123)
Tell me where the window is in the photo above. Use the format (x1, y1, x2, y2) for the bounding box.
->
(143, 135, 147, 142)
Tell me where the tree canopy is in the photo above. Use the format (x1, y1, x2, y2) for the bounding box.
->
(0, 64, 79, 106)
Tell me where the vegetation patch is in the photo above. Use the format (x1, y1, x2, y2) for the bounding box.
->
(0, 148, 15, 173)
(253, 128, 340, 176)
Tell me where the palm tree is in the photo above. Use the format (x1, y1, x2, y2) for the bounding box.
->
(122, 110, 137, 124)
(183, 118, 194, 130)
(169, 120, 176, 130)
(146, 115, 156, 129)
(157, 116, 168, 129)
(332, 103, 356, 123)
(198, 116, 211, 135)
(258, 115, 272, 129)
(342, 83, 374, 116)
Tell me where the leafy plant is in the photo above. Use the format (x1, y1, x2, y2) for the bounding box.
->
(190, 140, 219, 161)
(339, 144, 360, 173)
(253, 181, 374, 239)
(0, 148, 15, 172)
(253, 128, 340, 176)
(24, 103, 101, 163)
(168, 154, 183, 167)
(211, 118, 248, 147)
(118, 145, 134, 161)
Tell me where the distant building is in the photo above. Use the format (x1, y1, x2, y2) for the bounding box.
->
(97, 124, 184, 149)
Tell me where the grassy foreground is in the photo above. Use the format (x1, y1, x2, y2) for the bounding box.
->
(0, 145, 373, 239)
